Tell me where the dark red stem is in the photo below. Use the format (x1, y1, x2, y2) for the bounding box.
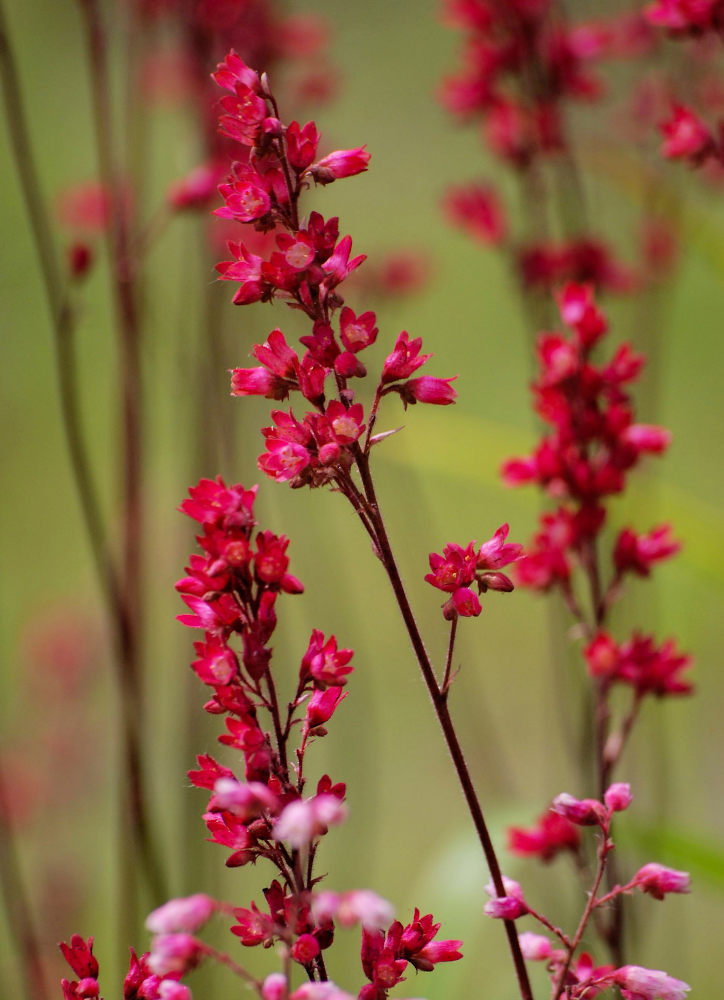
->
(352, 454, 534, 1000)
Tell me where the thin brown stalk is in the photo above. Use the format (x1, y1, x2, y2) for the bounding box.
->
(352, 452, 535, 1000)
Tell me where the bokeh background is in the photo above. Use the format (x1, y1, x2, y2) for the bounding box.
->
(1, 0, 723, 997)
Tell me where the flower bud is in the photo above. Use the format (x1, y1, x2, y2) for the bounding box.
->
(552, 793, 606, 826)
(604, 782, 633, 813)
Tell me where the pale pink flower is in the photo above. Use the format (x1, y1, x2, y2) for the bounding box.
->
(146, 894, 215, 934)
(615, 965, 690, 1000)
(518, 932, 552, 961)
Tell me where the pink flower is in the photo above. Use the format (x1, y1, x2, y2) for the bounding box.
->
(615, 965, 690, 1000)
(584, 632, 621, 680)
(262, 973, 288, 1000)
(443, 183, 507, 244)
(518, 932, 552, 961)
(291, 933, 321, 965)
(552, 793, 606, 826)
(483, 877, 528, 920)
(660, 105, 714, 161)
(273, 794, 347, 847)
(305, 687, 348, 728)
(291, 984, 355, 1000)
(158, 981, 192, 1000)
(508, 808, 580, 861)
(311, 146, 371, 182)
(381, 330, 431, 383)
(286, 121, 320, 172)
(621, 423, 671, 454)
(216, 242, 268, 304)
(301, 630, 354, 687)
(326, 400, 365, 444)
(604, 782, 633, 813)
(147, 934, 200, 977)
(146, 895, 215, 934)
(168, 163, 222, 211)
(616, 633, 693, 697)
(321, 234, 366, 287)
(614, 524, 680, 577)
(632, 863, 690, 900)
(210, 778, 278, 820)
(477, 523, 524, 570)
(312, 889, 395, 931)
(59, 936, 99, 980)
(398, 375, 458, 406)
(340, 307, 378, 353)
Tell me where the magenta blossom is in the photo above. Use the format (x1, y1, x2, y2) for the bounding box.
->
(425, 526, 523, 619)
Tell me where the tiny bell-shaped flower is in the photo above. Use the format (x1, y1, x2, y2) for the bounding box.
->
(146, 894, 215, 934)
(552, 793, 607, 827)
(604, 782, 633, 813)
(632, 863, 691, 900)
(483, 876, 527, 919)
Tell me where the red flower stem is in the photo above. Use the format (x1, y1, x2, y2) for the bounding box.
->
(265, 669, 288, 772)
(76, 0, 168, 906)
(198, 943, 263, 990)
(579, 538, 626, 967)
(352, 453, 534, 1000)
(553, 828, 612, 1000)
(0, 760, 51, 1000)
(524, 905, 571, 948)
(362, 387, 384, 454)
(441, 616, 458, 694)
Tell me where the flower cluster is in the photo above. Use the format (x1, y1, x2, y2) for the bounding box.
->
(424, 524, 523, 619)
(439, 2, 651, 293)
(502, 283, 674, 589)
(501, 285, 692, 782)
(644, 2, 724, 166)
(211, 50, 455, 490)
(359, 909, 463, 999)
(59, 475, 462, 998)
(487, 784, 691, 1000)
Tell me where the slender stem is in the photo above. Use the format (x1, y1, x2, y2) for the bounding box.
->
(441, 616, 458, 694)
(199, 943, 263, 990)
(0, 0, 120, 612)
(351, 455, 534, 1000)
(553, 829, 612, 1000)
(265, 669, 288, 772)
(76, 0, 167, 905)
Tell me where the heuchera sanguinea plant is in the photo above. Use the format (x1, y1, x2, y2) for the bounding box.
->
(55, 19, 695, 1000)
